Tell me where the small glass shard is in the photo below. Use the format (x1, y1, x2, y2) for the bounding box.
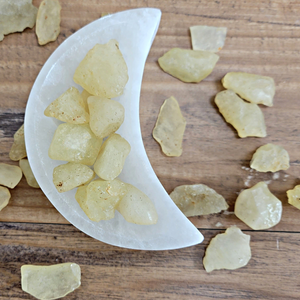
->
(73, 40, 129, 98)
(222, 72, 275, 107)
(215, 90, 267, 138)
(170, 184, 228, 217)
(19, 159, 39, 188)
(0, 0, 37, 42)
(36, 0, 61, 45)
(287, 185, 300, 210)
(0, 186, 11, 211)
(158, 48, 219, 83)
(153, 96, 186, 157)
(9, 124, 27, 161)
(235, 182, 282, 230)
(190, 25, 227, 52)
(44, 87, 89, 124)
(0, 163, 22, 189)
(21, 263, 81, 300)
(203, 226, 251, 272)
(250, 143, 290, 172)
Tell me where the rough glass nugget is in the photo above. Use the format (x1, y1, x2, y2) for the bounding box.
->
(44, 87, 89, 124)
(48, 123, 102, 166)
(153, 96, 186, 157)
(117, 184, 158, 225)
(0, 0, 37, 42)
(19, 159, 39, 188)
(81, 89, 92, 112)
(250, 143, 290, 172)
(287, 185, 300, 210)
(9, 124, 27, 161)
(73, 39, 129, 98)
(21, 263, 81, 300)
(36, 0, 61, 45)
(0, 186, 11, 211)
(215, 90, 267, 138)
(222, 72, 275, 107)
(190, 25, 227, 52)
(158, 48, 219, 83)
(88, 96, 125, 139)
(0, 163, 22, 189)
(94, 133, 131, 180)
(170, 184, 229, 217)
(75, 179, 127, 222)
(53, 162, 95, 193)
(235, 182, 282, 230)
(203, 226, 251, 273)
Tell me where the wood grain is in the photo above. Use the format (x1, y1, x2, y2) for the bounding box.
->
(1, 223, 300, 300)
(1, 0, 300, 298)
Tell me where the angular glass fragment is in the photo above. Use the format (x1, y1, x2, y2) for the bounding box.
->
(190, 25, 227, 52)
(94, 133, 131, 180)
(158, 48, 219, 83)
(0, 163, 22, 188)
(73, 40, 129, 98)
(117, 184, 158, 225)
(88, 96, 125, 139)
(19, 159, 39, 188)
(9, 124, 27, 161)
(287, 185, 300, 210)
(81, 89, 92, 112)
(21, 263, 81, 300)
(48, 123, 102, 166)
(36, 0, 61, 45)
(0, 186, 11, 211)
(153, 96, 186, 156)
(215, 90, 267, 138)
(170, 184, 228, 217)
(0, 0, 37, 42)
(235, 182, 282, 230)
(75, 179, 127, 222)
(222, 72, 275, 106)
(250, 143, 290, 172)
(203, 226, 251, 272)
(53, 163, 95, 193)
(44, 87, 89, 124)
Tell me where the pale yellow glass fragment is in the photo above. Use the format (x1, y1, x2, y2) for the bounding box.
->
(153, 96, 186, 157)
(203, 226, 251, 273)
(215, 90, 267, 138)
(9, 124, 27, 161)
(53, 162, 95, 193)
(170, 184, 228, 217)
(0, 163, 22, 188)
(19, 159, 39, 188)
(101, 12, 111, 17)
(73, 40, 129, 98)
(222, 72, 275, 107)
(0, 186, 11, 211)
(94, 133, 131, 180)
(117, 184, 158, 225)
(81, 89, 92, 112)
(287, 185, 300, 210)
(235, 182, 282, 230)
(190, 25, 227, 52)
(88, 96, 125, 139)
(44, 87, 89, 124)
(48, 123, 102, 166)
(0, 0, 37, 42)
(21, 263, 81, 300)
(75, 179, 127, 222)
(36, 0, 61, 45)
(250, 143, 290, 172)
(158, 48, 219, 83)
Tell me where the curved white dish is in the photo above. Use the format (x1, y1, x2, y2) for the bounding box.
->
(24, 8, 203, 250)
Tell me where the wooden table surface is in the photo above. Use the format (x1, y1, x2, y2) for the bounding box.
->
(1, 0, 300, 299)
